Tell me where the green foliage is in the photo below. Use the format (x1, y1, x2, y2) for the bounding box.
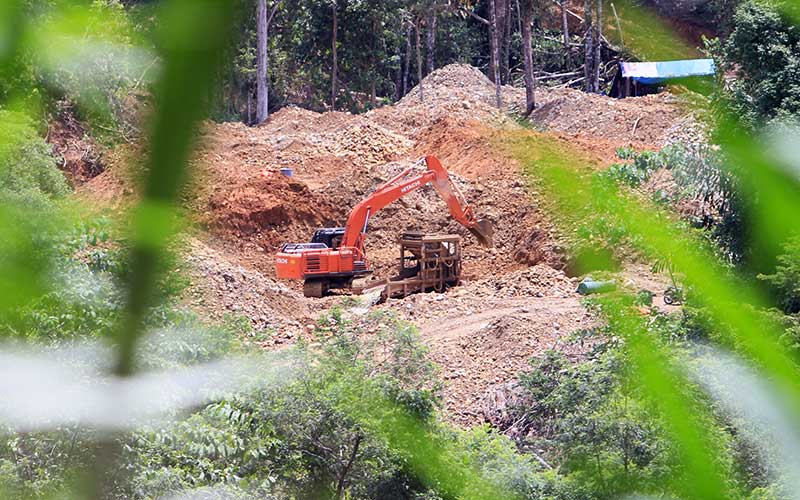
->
(2, 1, 150, 144)
(758, 235, 800, 314)
(454, 426, 543, 497)
(316, 308, 443, 419)
(506, 115, 800, 500)
(0, 432, 93, 499)
(0, 110, 69, 202)
(517, 344, 676, 499)
(122, 310, 450, 499)
(601, 141, 750, 265)
(713, 0, 800, 126)
(0, 209, 194, 343)
(602, 145, 685, 188)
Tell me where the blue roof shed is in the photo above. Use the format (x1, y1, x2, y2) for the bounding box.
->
(620, 59, 716, 85)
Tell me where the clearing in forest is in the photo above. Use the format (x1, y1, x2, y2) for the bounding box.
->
(83, 63, 699, 425)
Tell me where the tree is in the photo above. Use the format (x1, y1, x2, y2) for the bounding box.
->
(716, 0, 800, 126)
(256, 0, 281, 124)
(403, 17, 413, 96)
(583, 0, 601, 93)
(561, 0, 570, 65)
(499, 0, 511, 81)
(331, 0, 339, 111)
(520, 0, 535, 115)
(426, 7, 437, 75)
(416, 17, 424, 101)
(461, 0, 507, 87)
(584, 0, 594, 92)
(594, 0, 602, 92)
(488, 0, 502, 107)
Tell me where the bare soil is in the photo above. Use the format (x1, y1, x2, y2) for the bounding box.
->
(81, 64, 695, 426)
(48, 101, 104, 185)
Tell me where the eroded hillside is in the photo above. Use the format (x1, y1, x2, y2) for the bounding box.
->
(82, 64, 699, 424)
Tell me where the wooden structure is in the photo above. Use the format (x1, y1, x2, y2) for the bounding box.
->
(383, 232, 462, 299)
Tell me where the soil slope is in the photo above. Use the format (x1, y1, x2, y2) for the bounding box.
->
(83, 64, 695, 425)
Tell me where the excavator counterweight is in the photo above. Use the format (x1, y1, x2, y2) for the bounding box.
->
(275, 155, 493, 297)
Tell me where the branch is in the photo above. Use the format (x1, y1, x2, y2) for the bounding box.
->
(336, 434, 363, 499)
(461, 6, 490, 25)
(531, 450, 554, 470)
(267, 3, 280, 26)
(550, 0, 583, 22)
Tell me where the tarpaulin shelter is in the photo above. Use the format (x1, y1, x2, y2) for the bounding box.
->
(612, 59, 716, 97)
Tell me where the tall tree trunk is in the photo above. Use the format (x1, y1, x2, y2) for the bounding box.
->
(403, 21, 412, 97)
(521, 0, 535, 115)
(331, 0, 338, 111)
(395, 31, 403, 101)
(584, 0, 595, 92)
(561, 0, 571, 66)
(425, 10, 437, 75)
(594, 0, 602, 92)
(256, 0, 268, 123)
(488, 0, 502, 108)
(415, 18, 424, 101)
(495, 0, 509, 83)
(503, 0, 512, 82)
(247, 90, 252, 124)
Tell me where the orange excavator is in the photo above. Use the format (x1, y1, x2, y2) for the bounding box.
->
(275, 155, 493, 297)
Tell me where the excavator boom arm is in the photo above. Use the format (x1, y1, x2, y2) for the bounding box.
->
(342, 156, 493, 249)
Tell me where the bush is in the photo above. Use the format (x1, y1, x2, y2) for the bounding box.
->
(713, 0, 800, 126)
(603, 141, 750, 265)
(515, 345, 676, 498)
(117, 309, 445, 499)
(0, 111, 69, 201)
(759, 235, 800, 314)
(601, 147, 667, 187)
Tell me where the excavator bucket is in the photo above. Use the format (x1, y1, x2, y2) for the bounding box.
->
(469, 218, 494, 247)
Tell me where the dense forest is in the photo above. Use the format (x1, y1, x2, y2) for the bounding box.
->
(1, 0, 800, 499)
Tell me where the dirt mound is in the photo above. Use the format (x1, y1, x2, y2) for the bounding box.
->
(263, 106, 324, 130)
(332, 121, 413, 165)
(412, 118, 505, 181)
(368, 64, 524, 136)
(384, 264, 592, 425)
(531, 88, 687, 148)
(398, 64, 496, 105)
(75, 141, 142, 208)
(181, 238, 328, 344)
(205, 173, 340, 238)
(48, 102, 104, 184)
(473, 264, 577, 297)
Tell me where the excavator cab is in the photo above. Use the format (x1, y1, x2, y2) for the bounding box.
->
(310, 228, 346, 249)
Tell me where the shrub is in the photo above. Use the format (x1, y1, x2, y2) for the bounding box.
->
(604, 141, 750, 265)
(712, 0, 800, 126)
(758, 235, 800, 314)
(0, 111, 69, 200)
(515, 344, 678, 499)
(602, 148, 663, 187)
